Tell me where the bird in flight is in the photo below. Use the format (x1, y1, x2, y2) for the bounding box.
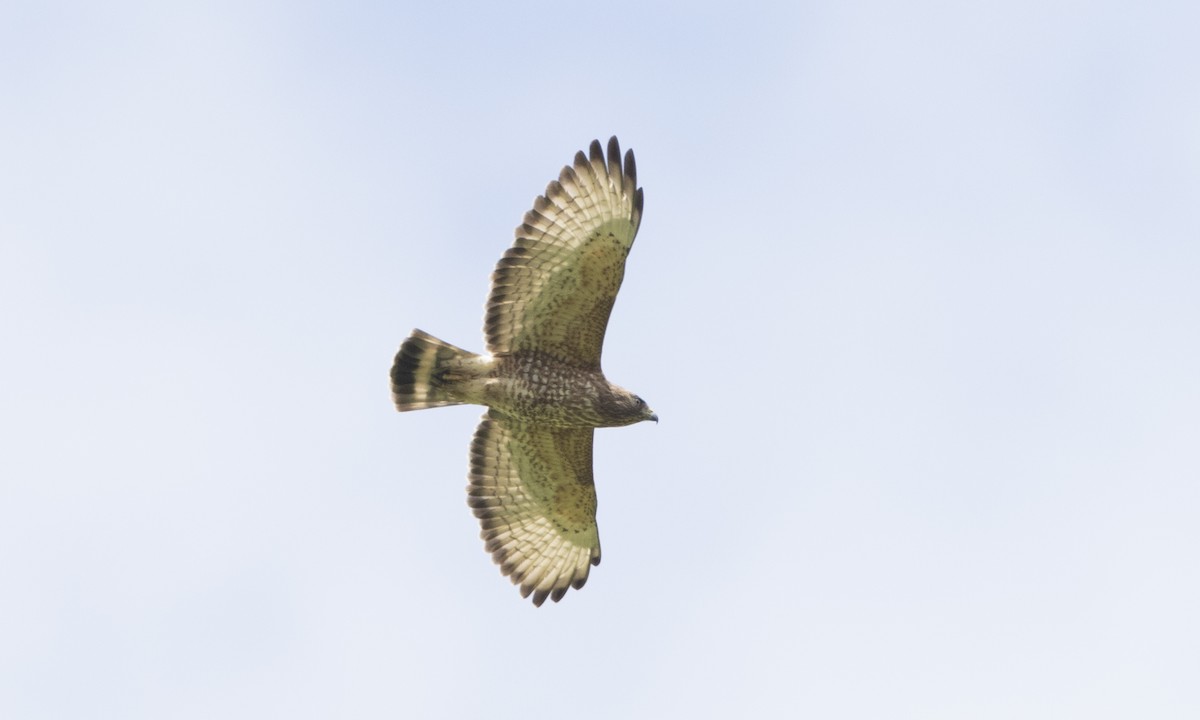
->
(390, 137, 656, 606)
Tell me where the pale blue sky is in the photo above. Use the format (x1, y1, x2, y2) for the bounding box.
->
(3, 1, 1199, 717)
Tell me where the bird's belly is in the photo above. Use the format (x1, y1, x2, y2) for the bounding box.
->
(479, 358, 606, 427)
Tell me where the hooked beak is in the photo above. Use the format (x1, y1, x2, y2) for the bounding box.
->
(647, 411, 659, 424)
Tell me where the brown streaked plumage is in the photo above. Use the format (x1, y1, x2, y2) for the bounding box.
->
(390, 137, 656, 606)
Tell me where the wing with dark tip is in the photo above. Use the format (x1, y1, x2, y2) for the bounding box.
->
(484, 136, 644, 369)
(467, 411, 601, 606)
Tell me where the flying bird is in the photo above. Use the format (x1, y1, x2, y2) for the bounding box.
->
(390, 137, 656, 606)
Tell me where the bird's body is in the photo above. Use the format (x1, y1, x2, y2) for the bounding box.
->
(396, 336, 643, 427)
(390, 137, 654, 606)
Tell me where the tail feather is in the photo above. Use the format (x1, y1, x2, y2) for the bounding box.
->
(390, 329, 477, 411)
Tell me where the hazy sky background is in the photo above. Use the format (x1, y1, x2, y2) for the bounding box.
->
(3, 1, 1198, 717)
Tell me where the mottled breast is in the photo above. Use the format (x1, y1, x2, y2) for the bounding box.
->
(483, 352, 614, 427)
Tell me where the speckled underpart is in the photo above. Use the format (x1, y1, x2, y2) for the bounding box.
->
(390, 137, 654, 606)
(479, 351, 646, 428)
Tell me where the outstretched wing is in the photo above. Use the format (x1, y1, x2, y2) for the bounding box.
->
(467, 411, 602, 606)
(485, 136, 644, 369)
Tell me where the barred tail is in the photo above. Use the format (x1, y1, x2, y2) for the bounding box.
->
(390, 329, 477, 411)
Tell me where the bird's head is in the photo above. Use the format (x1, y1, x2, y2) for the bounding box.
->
(635, 395, 658, 424)
(602, 385, 658, 426)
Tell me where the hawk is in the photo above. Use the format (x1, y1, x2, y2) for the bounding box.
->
(390, 137, 656, 606)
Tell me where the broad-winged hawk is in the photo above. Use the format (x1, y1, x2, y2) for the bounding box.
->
(390, 137, 656, 606)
